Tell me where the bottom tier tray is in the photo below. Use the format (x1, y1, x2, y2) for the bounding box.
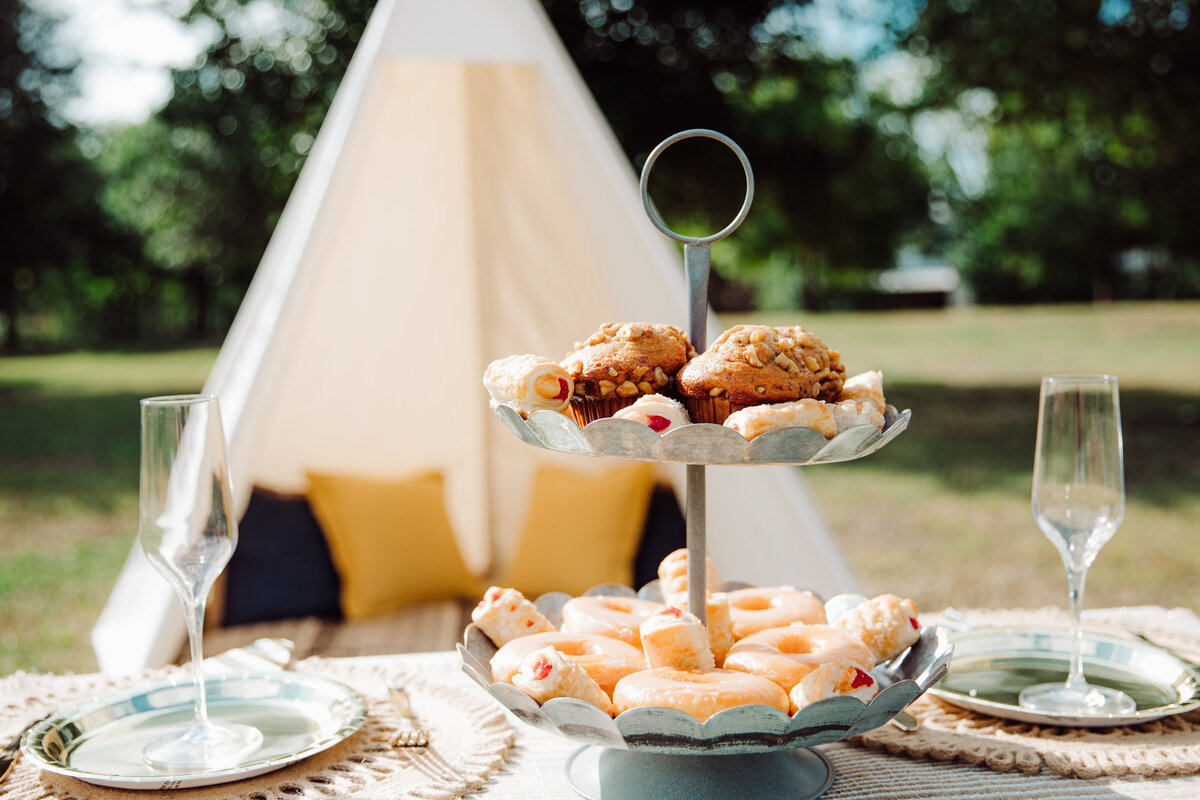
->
(457, 583, 952, 756)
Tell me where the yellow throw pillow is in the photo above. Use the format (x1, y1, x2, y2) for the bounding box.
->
(306, 470, 479, 619)
(502, 462, 655, 597)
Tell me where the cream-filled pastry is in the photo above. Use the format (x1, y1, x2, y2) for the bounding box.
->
(838, 370, 885, 410)
(724, 398, 837, 440)
(472, 586, 556, 646)
(512, 646, 616, 715)
(612, 393, 690, 434)
(639, 606, 715, 670)
(827, 399, 885, 434)
(482, 354, 573, 418)
(789, 659, 879, 713)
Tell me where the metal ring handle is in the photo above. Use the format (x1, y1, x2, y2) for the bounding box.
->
(639, 129, 755, 246)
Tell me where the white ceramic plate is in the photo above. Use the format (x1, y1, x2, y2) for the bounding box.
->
(21, 671, 366, 789)
(929, 626, 1200, 727)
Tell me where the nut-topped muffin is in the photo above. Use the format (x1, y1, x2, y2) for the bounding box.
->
(561, 322, 697, 425)
(676, 324, 819, 424)
(774, 326, 846, 402)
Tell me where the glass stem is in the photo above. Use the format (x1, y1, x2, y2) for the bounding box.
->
(1064, 564, 1090, 692)
(182, 593, 211, 727)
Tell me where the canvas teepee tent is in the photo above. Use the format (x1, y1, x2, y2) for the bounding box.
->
(92, 0, 858, 674)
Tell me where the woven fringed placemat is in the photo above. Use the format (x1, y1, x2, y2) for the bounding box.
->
(0, 655, 513, 800)
(854, 607, 1200, 779)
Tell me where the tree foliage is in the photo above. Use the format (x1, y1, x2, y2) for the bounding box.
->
(542, 0, 931, 308)
(908, 0, 1200, 302)
(0, 0, 141, 351)
(100, 0, 933, 322)
(101, 0, 374, 339)
(10, 0, 1200, 352)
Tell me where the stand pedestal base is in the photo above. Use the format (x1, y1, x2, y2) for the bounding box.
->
(564, 745, 834, 800)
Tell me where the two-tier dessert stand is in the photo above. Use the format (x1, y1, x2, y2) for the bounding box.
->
(461, 129, 951, 800)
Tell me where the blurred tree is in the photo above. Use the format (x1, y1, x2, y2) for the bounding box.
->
(103, 0, 373, 340)
(0, 0, 138, 351)
(909, 0, 1200, 302)
(104, 0, 933, 332)
(542, 0, 931, 309)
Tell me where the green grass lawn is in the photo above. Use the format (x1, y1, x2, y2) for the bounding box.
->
(728, 302, 1200, 614)
(2, 302, 1198, 675)
(0, 350, 218, 675)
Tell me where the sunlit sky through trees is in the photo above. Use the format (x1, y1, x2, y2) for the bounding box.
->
(31, 0, 994, 196)
(34, 0, 914, 120)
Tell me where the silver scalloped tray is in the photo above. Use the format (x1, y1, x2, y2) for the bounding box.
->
(458, 583, 951, 755)
(493, 404, 910, 465)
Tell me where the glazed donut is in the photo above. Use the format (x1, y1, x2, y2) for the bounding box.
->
(838, 370, 885, 410)
(726, 587, 827, 639)
(676, 592, 735, 663)
(482, 354, 573, 418)
(613, 667, 789, 721)
(472, 586, 556, 646)
(512, 646, 616, 716)
(560, 595, 664, 648)
(723, 624, 874, 691)
(639, 607, 715, 670)
(657, 548, 719, 604)
(835, 593, 920, 663)
(789, 659, 878, 713)
(491, 632, 645, 695)
(612, 393, 691, 434)
(724, 398, 837, 441)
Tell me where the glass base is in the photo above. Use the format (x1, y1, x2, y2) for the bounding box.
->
(143, 719, 264, 771)
(1018, 682, 1137, 716)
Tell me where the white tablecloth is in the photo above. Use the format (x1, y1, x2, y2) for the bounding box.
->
(6, 607, 1200, 800)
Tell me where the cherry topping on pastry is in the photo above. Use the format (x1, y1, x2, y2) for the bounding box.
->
(532, 655, 553, 681)
(660, 607, 683, 618)
(555, 378, 569, 401)
(850, 668, 874, 689)
(646, 415, 671, 432)
(909, 617, 919, 630)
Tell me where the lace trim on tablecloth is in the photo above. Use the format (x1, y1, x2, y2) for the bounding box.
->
(0, 656, 513, 800)
(854, 607, 1200, 779)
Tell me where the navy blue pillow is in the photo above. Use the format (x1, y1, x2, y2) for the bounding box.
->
(222, 487, 343, 626)
(632, 484, 687, 590)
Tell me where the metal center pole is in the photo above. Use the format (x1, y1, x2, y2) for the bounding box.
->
(685, 243, 709, 623)
(639, 129, 753, 626)
(685, 464, 707, 622)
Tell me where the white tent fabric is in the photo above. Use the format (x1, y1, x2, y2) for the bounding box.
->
(92, 0, 858, 674)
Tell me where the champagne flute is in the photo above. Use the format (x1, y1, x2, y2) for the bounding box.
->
(1018, 375, 1136, 715)
(139, 395, 263, 769)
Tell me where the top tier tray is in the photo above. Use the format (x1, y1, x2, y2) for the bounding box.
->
(491, 128, 909, 467)
(493, 403, 910, 466)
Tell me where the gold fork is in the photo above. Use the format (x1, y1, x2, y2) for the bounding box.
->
(388, 686, 430, 747)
